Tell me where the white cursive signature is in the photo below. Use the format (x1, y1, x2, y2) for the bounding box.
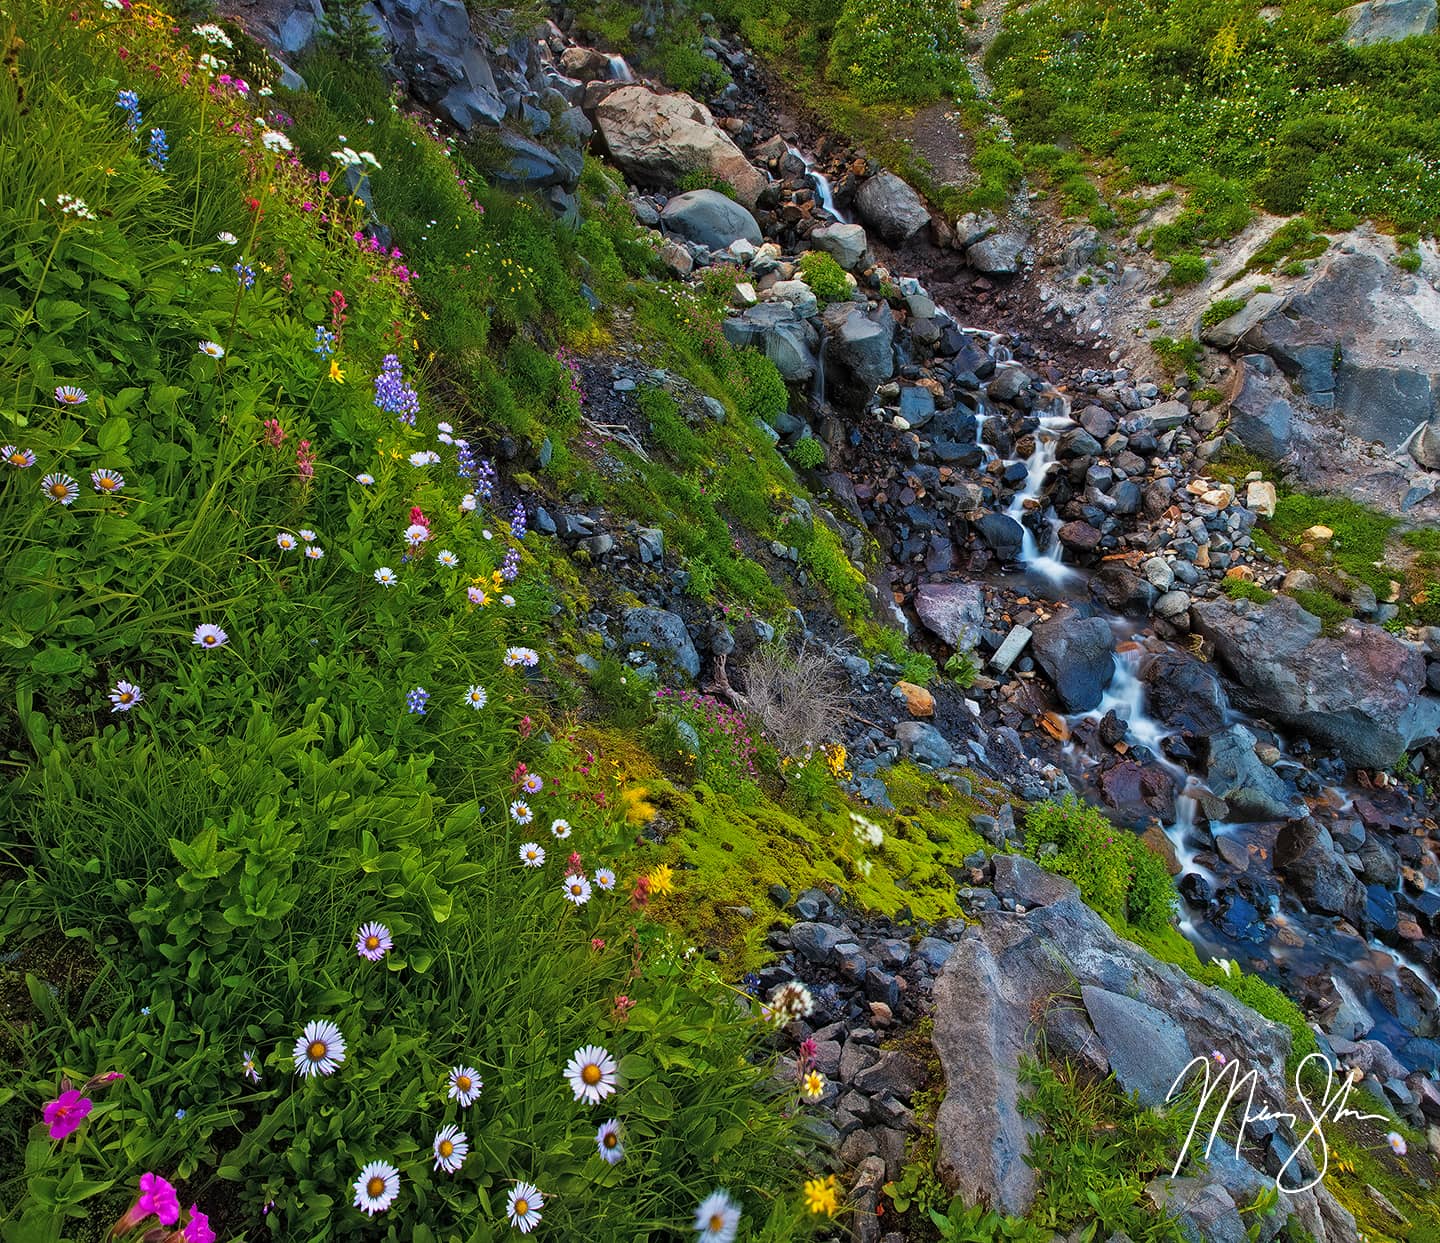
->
(1165, 1052, 1388, 1194)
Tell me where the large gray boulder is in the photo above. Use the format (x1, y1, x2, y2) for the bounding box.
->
(1192, 595, 1440, 767)
(966, 232, 1028, 274)
(621, 607, 700, 679)
(593, 86, 767, 207)
(722, 303, 817, 382)
(854, 172, 930, 246)
(1340, 0, 1436, 44)
(914, 581, 986, 650)
(975, 512, 1024, 564)
(1223, 354, 1298, 459)
(1232, 239, 1440, 466)
(1031, 613, 1116, 713)
(660, 189, 762, 250)
(374, 0, 507, 131)
(1143, 651, 1229, 735)
(1274, 817, 1367, 925)
(810, 223, 869, 271)
(932, 856, 1356, 1239)
(822, 302, 895, 388)
(1205, 724, 1303, 822)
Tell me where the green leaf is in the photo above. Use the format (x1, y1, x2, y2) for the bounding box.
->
(28, 647, 82, 675)
(96, 418, 131, 452)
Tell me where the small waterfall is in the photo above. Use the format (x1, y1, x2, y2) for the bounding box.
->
(607, 55, 634, 82)
(809, 324, 828, 410)
(1002, 407, 1077, 588)
(789, 146, 850, 223)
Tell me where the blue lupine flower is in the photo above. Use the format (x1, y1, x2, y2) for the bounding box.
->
(741, 972, 761, 997)
(147, 127, 169, 170)
(510, 499, 527, 540)
(312, 325, 337, 357)
(233, 261, 256, 290)
(406, 686, 429, 715)
(116, 89, 142, 134)
(373, 353, 419, 426)
(500, 547, 521, 582)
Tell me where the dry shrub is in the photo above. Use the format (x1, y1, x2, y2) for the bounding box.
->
(739, 641, 851, 757)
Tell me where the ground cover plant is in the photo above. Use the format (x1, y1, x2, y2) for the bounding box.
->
(0, 4, 841, 1238)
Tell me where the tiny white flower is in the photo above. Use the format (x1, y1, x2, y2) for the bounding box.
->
(374, 566, 398, 586)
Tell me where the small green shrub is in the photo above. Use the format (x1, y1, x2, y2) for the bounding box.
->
(797, 249, 851, 305)
(1200, 297, 1248, 329)
(1150, 336, 1203, 374)
(1290, 588, 1352, 630)
(1223, 578, 1275, 604)
(677, 169, 737, 199)
(826, 0, 970, 104)
(1164, 252, 1208, 286)
(789, 437, 827, 469)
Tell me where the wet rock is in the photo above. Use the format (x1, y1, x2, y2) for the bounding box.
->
(1274, 817, 1367, 923)
(1096, 761, 1177, 828)
(1143, 652, 1229, 736)
(1031, 613, 1116, 713)
(660, 188, 762, 250)
(823, 302, 895, 388)
(1192, 595, 1440, 768)
(914, 581, 986, 650)
(790, 921, 849, 964)
(855, 171, 930, 245)
(1206, 724, 1302, 822)
(894, 721, 954, 768)
(621, 607, 700, 678)
(1224, 354, 1298, 459)
(976, 512, 1024, 563)
(1089, 564, 1158, 618)
(1057, 520, 1104, 553)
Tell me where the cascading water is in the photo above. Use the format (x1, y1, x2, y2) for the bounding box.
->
(790, 146, 849, 223)
(1002, 405, 1078, 588)
(607, 55, 634, 82)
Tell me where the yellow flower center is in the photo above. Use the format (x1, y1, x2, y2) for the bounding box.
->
(456, 1076, 471, 1092)
(119, 691, 134, 704)
(514, 1199, 529, 1216)
(603, 1133, 617, 1148)
(581, 1063, 602, 1085)
(100, 477, 116, 489)
(710, 1214, 725, 1230)
(49, 482, 67, 497)
(307, 1040, 327, 1060)
(365, 936, 379, 950)
(366, 1176, 385, 1198)
(438, 1139, 454, 1157)
(9, 453, 24, 464)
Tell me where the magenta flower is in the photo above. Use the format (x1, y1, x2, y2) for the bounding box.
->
(42, 1089, 92, 1140)
(113, 1171, 182, 1234)
(183, 1203, 216, 1243)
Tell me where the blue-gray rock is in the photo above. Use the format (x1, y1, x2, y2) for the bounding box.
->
(660, 188, 762, 250)
(722, 302, 817, 381)
(914, 581, 986, 649)
(976, 511, 1024, 563)
(789, 921, 848, 964)
(1205, 724, 1301, 821)
(375, 0, 507, 131)
(1341, 0, 1436, 45)
(637, 527, 664, 563)
(855, 777, 894, 810)
(1224, 354, 1296, 459)
(967, 232, 1027, 274)
(810, 223, 869, 271)
(855, 171, 930, 245)
(894, 721, 954, 768)
(621, 607, 700, 678)
(1274, 817, 1367, 924)
(898, 386, 936, 427)
(823, 303, 895, 388)
(1081, 985, 1193, 1107)
(1144, 1178, 1247, 1243)
(1030, 613, 1116, 713)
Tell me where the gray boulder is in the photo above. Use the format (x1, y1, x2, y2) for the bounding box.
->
(1205, 724, 1303, 822)
(1199, 292, 1284, 351)
(621, 607, 700, 679)
(375, 0, 507, 131)
(976, 512, 1024, 563)
(823, 303, 895, 388)
(1080, 986, 1192, 1107)
(1340, 0, 1436, 44)
(914, 581, 986, 650)
(660, 189, 762, 250)
(1192, 595, 1440, 767)
(967, 232, 1028, 274)
(1274, 817, 1367, 924)
(810, 223, 869, 271)
(488, 131, 581, 190)
(1224, 355, 1297, 459)
(1143, 651, 1229, 735)
(722, 303, 817, 382)
(1031, 613, 1116, 713)
(893, 721, 954, 768)
(854, 172, 930, 245)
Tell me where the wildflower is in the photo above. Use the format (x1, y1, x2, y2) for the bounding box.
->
(277, 532, 297, 551)
(630, 875, 652, 909)
(564, 1044, 616, 1104)
(182, 1204, 215, 1243)
(1211, 1050, 1227, 1065)
(519, 841, 546, 867)
(509, 800, 533, 825)
(849, 811, 883, 847)
(40, 473, 79, 505)
(460, 492, 477, 512)
(768, 981, 814, 1023)
(611, 994, 635, 1022)
(436, 549, 459, 567)
(191, 22, 234, 47)
(54, 386, 88, 406)
(312, 325, 337, 357)
(262, 418, 286, 447)
(468, 586, 489, 606)
(502, 594, 516, 607)
(595, 867, 616, 891)
(510, 499, 528, 539)
(562, 874, 592, 906)
(4, 446, 35, 468)
(241, 1050, 260, 1083)
(356, 921, 392, 961)
(550, 818, 571, 839)
(352, 1161, 399, 1216)
(146, 128, 168, 171)
(432, 1124, 468, 1174)
(295, 439, 315, 480)
(522, 773, 543, 795)
(404, 523, 429, 547)
(373, 566, 398, 588)
(356, 472, 374, 485)
(503, 646, 539, 669)
(800, 1070, 825, 1100)
(803, 1175, 839, 1217)
(260, 129, 292, 154)
(500, 547, 521, 582)
(506, 1182, 543, 1234)
(88, 468, 125, 495)
(233, 261, 255, 290)
(328, 359, 345, 384)
(304, 545, 324, 561)
(115, 88, 142, 133)
(694, 1190, 741, 1243)
(447, 1066, 482, 1106)
(292, 1019, 346, 1077)
(1387, 1131, 1407, 1156)
(108, 680, 142, 713)
(174, 1109, 186, 1121)
(43, 1089, 92, 1141)
(464, 685, 487, 710)
(112, 1172, 182, 1235)
(565, 851, 584, 875)
(373, 354, 419, 425)
(596, 1119, 624, 1164)
(198, 340, 225, 359)
(406, 687, 429, 715)
(48, 194, 96, 221)
(647, 864, 675, 896)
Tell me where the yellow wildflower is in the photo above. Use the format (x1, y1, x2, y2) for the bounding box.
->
(328, 359, 345, 384)
(646, 864, 673, 896)
(802, 1175, 839, 1216)
(621, 786, 656, 825)
(800, 1070, 825, 1100)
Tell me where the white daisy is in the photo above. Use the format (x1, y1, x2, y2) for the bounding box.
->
(355, 921, 392, 961)
(437, 432, 453, 445)
(460, 493, 477, 512)
(298, 528, 317, 542)
(519, 841, 546, 867)
(1388, 1131, 1408, 1156)
(447, 1065, 482, 1106)
(108, 680, 143, 713)
(404, 523, 429, 546)
(277, 531, 297, 551)
(408, 451, 432, 468)
(292, 1019, 346, 1077)
(374, 567, 397, 586)
(562, 874, 593, 906)
(550, 818, 572, 840)
(465, 685, 488, 709)
(217, 231, 238, 244)
(509, 800, 533, 825)
(192, 623, 228, 650)
(40, 472, 79, 505)
(352, 1160, 399, 1216)
(502, 594, 517, 607)
(594, 868, 616, 891)
(436, 549, 459, 567)
(437, 421, 453, 434)
(432, 1124, 468, 1174)
(596, 1119, 624, 1164)
(304, 545, 324, 560)
(356, 472, 375, 485)
(198, 340, 225, 358)
(506, 1182, 544, 1234)
(564, 1044, 616, 1104)
(694, 1190, 741, 1243)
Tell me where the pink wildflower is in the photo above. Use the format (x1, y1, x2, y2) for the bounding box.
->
(43, 1089, 92, 1140)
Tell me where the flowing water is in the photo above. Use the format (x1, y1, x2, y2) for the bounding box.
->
(607, 55, 634, 82)
(791, 147, 849, 223)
